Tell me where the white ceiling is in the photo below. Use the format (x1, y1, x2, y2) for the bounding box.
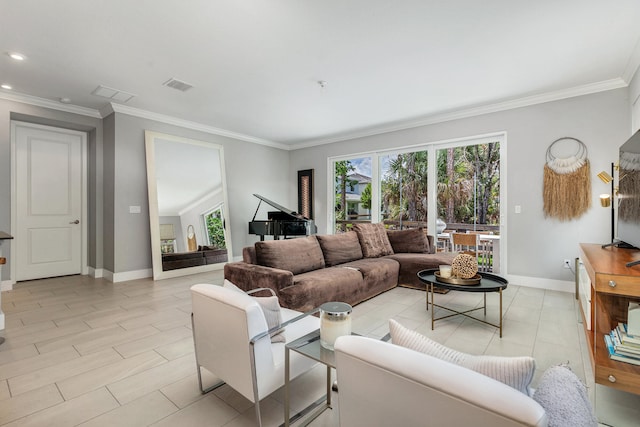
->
(2, 1, 640, 147)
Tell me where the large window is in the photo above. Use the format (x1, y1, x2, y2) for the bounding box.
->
(329, 134, 505, 271)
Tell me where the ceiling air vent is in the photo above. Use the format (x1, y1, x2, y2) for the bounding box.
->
(162, 78, 193, 92)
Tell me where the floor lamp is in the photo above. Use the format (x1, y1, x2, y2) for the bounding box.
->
(597, 162, 615, 246)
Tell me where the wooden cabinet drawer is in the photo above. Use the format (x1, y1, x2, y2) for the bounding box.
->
(595, 364, 640, 395)
(595, 273, 640, 296)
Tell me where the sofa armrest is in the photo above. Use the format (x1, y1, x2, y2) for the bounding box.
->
(335, 336, 547, 427)
(224, 262, 294, 294)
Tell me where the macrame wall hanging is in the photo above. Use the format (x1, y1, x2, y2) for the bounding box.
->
(543, 137, 591, 221)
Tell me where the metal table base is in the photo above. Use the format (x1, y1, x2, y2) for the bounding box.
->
(428, 282, 504, 337)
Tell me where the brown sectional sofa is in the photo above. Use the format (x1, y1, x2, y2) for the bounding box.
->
(224, 224, 456, 312)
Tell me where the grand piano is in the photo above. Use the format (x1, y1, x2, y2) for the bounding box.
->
(248, 194, 316, 240)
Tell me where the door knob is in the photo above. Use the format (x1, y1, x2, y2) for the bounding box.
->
(69, 220, 80, 224)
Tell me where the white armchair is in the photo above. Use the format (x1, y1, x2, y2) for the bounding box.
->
(334, 335, 548, 427)
(190, 284, 320, 427)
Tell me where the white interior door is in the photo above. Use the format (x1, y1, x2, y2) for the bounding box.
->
(14, 122, 85, 281)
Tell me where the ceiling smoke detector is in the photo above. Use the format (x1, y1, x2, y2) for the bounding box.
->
(162, 77, 193, 92)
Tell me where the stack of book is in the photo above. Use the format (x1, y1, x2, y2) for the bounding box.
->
(604, 323, 640, 366)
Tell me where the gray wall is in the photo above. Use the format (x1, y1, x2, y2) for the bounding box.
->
(102, 113, 116, 273)
(290, 88, 631, 283)
(0, 99, 103, 280)
(0, 100, 290, 281)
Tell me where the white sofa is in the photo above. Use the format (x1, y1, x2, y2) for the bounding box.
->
(334, 335, 548, 427)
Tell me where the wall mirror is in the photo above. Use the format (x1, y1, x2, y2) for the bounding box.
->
(145, 131, 232, 280)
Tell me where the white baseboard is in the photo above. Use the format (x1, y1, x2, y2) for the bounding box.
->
(88, 267, 104, 278)
(0, 280, 15, 292)
(506, 274, 575, 294)
(103, 268, 152, 283)
(102, 269, 114, 282)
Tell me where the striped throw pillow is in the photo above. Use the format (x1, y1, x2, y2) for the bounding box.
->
(389, 319, 535, 395)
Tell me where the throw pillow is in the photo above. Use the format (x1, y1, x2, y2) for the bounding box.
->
(316, 232, 364, 266)
(386, 228, 430, 253)
(255, 235, 325, 275)
(533, 364, 597, 427)
(389, 319, 535, 394)
(223, 280, 285, 343)
(352, 223, 394, 258)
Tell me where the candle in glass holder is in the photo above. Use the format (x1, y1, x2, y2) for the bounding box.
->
(320, 302, 352, 350)
(439, 265, 452, 278)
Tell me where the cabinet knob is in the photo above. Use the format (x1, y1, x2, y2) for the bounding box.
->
(609, 280, 616, 288)
(608, 374, 617, 383)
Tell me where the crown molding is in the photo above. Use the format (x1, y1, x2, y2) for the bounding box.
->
(292, 78, 629, 149)
(107, 103, 288, 150)
(0, 91, 287, 150)
(0, 91, 102, 118)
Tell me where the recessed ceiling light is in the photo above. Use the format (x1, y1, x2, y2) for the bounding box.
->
(1, 84, 12, 90)
(8, 52, 26, 61)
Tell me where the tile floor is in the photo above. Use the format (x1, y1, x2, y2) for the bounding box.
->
(0, 271, 636, 426)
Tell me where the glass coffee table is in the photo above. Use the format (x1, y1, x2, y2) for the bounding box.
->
(417, 269, 508, 337)
(283, 329, 334, 427)
(283, 324, 363, 427)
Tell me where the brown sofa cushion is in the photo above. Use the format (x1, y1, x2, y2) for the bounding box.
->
(316, 232, 363, 266)
(385, 252, 457, 290)
(283, 267, 365, 312)
(386, 228, 430, 253)
(255, 235, 326, 275)
(353, 223, 394, 258)
(243, 246, 257, 264)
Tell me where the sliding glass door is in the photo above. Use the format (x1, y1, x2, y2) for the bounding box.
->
(436, 139, 501, 272)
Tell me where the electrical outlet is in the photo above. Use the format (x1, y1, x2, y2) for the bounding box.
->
(563, 259, 571, 269)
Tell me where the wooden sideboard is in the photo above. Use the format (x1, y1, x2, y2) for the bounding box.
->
(579, 243, 640, 395)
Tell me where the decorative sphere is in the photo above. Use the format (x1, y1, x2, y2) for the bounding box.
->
(451, 254, 478, 279)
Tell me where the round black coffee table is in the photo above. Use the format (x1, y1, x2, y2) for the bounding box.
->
(417, 269, 508, 337)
